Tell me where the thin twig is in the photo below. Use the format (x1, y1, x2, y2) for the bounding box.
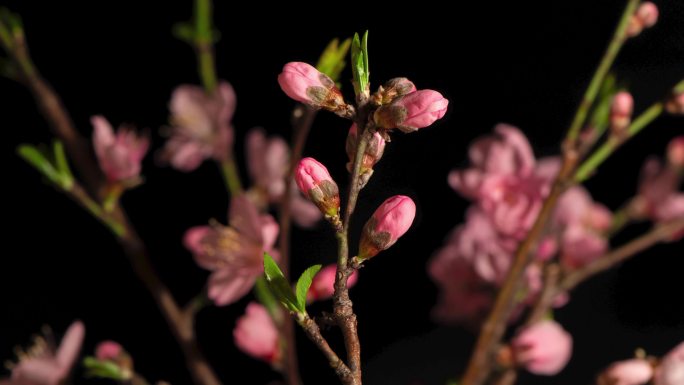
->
(296, 314, 355, 383)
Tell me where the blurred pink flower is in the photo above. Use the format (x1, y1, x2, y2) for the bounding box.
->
(233, 302, 280, 365)
(511, 320, 572, 375)
(95, 341, 123, 361)
(668, 136, 684, 168)
(610, 92, 634, 134)
(306, 264, 359, 302)
(162, 81, 235, 171)
(428, 233, 494, 325)
(245, 128, 321, 227)
(184, 195, 279, 306)
(655, 341, 684, 385)
(449, 125, 558, 239)
(359, 195, 416, 259)
(635, 158, 684, 223)
(627, 2, 659, 37)
(2, 321, 84, 385)
(554, 187, 612, 269)
(91, 116, 149, 182)
(599, 359, 653, 385)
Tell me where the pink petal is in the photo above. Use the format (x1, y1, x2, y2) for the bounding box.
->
(55, 321, 85, 370)
(290, 193, 322, 228)
(207, 270, 257, 306)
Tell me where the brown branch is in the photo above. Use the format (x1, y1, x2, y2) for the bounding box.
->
(461, 151, 578, 385)
(277, 104, 316, 385)
(3, 23, 222, 385)
(296, 315, 355, 384)
(559, 217, 684, 293)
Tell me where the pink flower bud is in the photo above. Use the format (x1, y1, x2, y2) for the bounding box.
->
(599, 359, 653, 385)
(233, 302, 280, 365)
(307, 264, 359, 302)
(511, 320, 573, 375)
(92, 116, 149, 182)
(95, 341, 124, 361)
(655, 342, 684, 385)
(346, 123, 386, 186)
(666, 92, 684, 115)
(667, 136, 684, 168)
(359, 195, 416, 259)
(374, 90, 448, 133)
(610, 92, 634, 135)
(295, 158, 340, 219)
(373, 77, 417, 105)
(278, 62, 348, 113)
(627, 2, 659, 37)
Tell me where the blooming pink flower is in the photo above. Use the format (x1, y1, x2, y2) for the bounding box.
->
(655, 341, 684, 385)
(511, 320, 572, 375)
(374, 90, 448, 133)
(161, 81, 235, 171)
(184, 194, 279, 306)
(245, 128, 321, 227)
(95, 341, 123, 361)
(306, 264, 359, 302)
(2, 321, 84, 385)
(627, 2, 659, 37)
(295, 158, 340, 218)
(667, 136, 684, 169)
(554, 187, 612, 269)
(599, 359, 653, 385)
(358, 195, 416, 259)
(233, 302, 280, 365)
(277, 62, 345, 111)
(91, 116, 149, 182)
(610, 92, 634, 134)
(634, 158, 684, 223)
(428, 233, 494, 325)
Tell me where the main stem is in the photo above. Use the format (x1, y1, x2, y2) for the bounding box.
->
(2, 24, 222, 385)
(277, 105, 316, 385)
(332, 101, 370, 385)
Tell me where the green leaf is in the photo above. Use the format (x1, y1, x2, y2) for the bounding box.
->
(52, 140, 73, 189)
(172, 22, 195, 43)
(316, 37, 352, 85)
(350, 31, 370, 97)
(254, 276, 282, 323)
(295, 264, 322, 311)
(82, 357, 128, 381)
(17, 144, 60, 183)
(589, 73, 618, 135)
(263, 253, 300, 313)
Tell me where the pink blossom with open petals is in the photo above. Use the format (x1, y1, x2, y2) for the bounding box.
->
(599, 359, 653, 385)
(635, 158, 684, 223)
(655, 341, 684, 385)
(3, 321, 84, 385)
(375, 90, 448, 133)
(246, 128, 321, 227)
(233, 302, 280, 365)
(555, 186, 612, 268)
(512, 320, 572, 375)
(183, 194, 279, 306)
(91, 116, 149, 182)
(306, 264, 359, 302)
(359, 195, 416, 259)
(162, 81, 235, 171)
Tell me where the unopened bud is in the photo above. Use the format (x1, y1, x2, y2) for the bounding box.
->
(627, 2, 659, 37)
(610, 91, 634, 136)
(374, 90, 448, 133)
(278, 62, 352, 116)
(667, 136, 684, 169)
(372, 77, 416, 105)
(665, 92, 684, 115)
(295, 158, 340, 226)
(358, 195, 416, 259)
(346, 124, 386, 187)
(597, 359, 653, 385)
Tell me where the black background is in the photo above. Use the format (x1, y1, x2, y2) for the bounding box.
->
(1, 1, 683, 385)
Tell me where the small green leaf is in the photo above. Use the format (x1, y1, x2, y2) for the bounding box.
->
(17, 144, 60, 183)
(263, 253, 300, 313)
(254, 276, 282, 323)
(82, 357, 128, 381)
(350, 31, 370, 97)
(52, 140, 73, 189)
(172, 22, 195, 43)
(316, 37, 352, 85)
(589, 74, 618, 136)
(295, 264, 322, 311)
